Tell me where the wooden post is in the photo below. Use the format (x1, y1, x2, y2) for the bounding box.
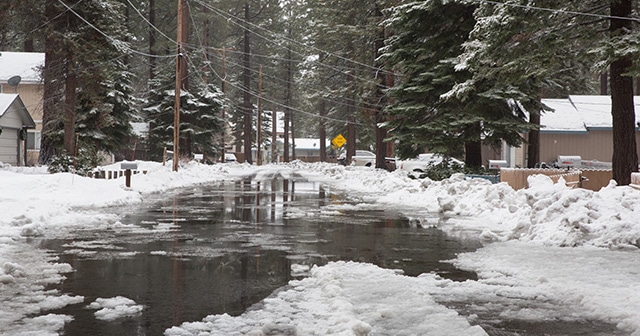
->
(257, 65, 263, 165)
(221, 48, 226, 163)
(173, 0, 184, 172)
(125, 169, 132, 187)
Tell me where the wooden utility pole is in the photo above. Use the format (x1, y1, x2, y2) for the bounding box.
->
(257, 65, 263, 165)
(243, 2, 253, 164)
(221, 48, 226, 162)
(271, 108, 277, 163)
(173, 0, 184, 172)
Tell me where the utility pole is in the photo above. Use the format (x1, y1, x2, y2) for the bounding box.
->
(271, 108, 277, 163)
(257, 65, 263, 165)
(173, 0, 185, 172)
(221, 47, 226, 162)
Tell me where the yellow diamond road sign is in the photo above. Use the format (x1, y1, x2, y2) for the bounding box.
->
(332, 134, 346, 148)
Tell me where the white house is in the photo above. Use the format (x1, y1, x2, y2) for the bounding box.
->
(0, 94, 36, 166)
(0, 51, 45, 165)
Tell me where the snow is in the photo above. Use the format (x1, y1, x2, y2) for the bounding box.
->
(540, 95, 640, 132)
(0, 51, 44, 83)
(87, 296, 144, 320)
(1, 159, 640, 335)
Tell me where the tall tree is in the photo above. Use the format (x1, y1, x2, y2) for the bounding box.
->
(609, 0, 638, 184)
(144, 61, 224, 161)
(383, 0, 535, 165)
(462, 0, 637, 182)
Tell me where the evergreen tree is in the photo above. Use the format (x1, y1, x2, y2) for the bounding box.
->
(382, 0, 536, 165)
(144, 61, 224, 161)
(460, 0, 638, 182)
(39, 0, 139, 163)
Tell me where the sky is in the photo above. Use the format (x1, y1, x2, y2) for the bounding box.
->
(0, 160, 639, 336)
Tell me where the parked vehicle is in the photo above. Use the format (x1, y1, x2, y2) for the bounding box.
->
(220, 153, 237, 163)
(398, 153, 464, 172)
(337, 150, 396, 170)
(351, 150, 376, 167)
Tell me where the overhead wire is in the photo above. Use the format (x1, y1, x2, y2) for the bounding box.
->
(58, 0, 177, 59)
(189, 0, 391, 86)
(470, 0, 640, 23)
(199, 48, 381, 112)
(185, 1, 392, 119)
(186, 3, 364, 126)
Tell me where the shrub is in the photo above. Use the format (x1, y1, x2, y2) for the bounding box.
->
(48, 148, 99, 176)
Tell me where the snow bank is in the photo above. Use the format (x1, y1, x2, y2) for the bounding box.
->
(302, 164, 640, 248)
(165, 261, 487, 336)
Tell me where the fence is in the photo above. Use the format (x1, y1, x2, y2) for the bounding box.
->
(88, 169, 147, 179)
(632, 173, 640, 190)
(499, 168, 613, 191)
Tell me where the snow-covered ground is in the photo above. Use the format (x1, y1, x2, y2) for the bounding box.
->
(1, 160, 639, 335)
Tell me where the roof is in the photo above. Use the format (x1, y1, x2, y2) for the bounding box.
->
(0, 93, 36, 127)
(0, 51, 45, 84)
(540, 95, 640, 133)
(294, 138, 330, 150)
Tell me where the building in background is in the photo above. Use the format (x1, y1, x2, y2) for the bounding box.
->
(0, 52, 45, 166)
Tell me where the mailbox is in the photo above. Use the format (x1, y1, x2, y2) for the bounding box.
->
(556, 156, 581, 168)
(120, 162, 138, 188)
(120, 162, 139, 170)
(488, 160, 508, 169)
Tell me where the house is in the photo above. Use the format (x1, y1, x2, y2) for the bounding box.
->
(504, 95, 640, 167)
(292, 138, 332, 162)
(0, 94, 36, 166)
(0, 51, 45, 165)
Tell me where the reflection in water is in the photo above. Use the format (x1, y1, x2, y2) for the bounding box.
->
(40, 174, 479, 336)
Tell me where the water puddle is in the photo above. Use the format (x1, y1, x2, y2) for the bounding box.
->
(37, 174, 479, 335)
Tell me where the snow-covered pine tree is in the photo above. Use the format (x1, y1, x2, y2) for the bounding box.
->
(144, 60, 224, 162)
(382, 0, 537, 165)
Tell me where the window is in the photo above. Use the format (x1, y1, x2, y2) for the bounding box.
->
(27, 131, 41, 150)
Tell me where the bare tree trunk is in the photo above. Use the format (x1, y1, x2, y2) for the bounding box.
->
(610, 0, 638, 185)
(179, 0, 190, 156)
(465, 122, 483, 167)
(600, 72, 608, 95)
(319, 98, 327, 162)
(284, 48, 292, 162)
(373, 5, 388, 170)
(63, 58, 76, 155)
(39, 0, 63, 164)
(148, 0, 156, 80)
(527, 111, 540, 168)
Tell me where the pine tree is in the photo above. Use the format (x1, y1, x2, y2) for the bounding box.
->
(382, 0, 536, 165)
(461, 0, 638, 182)
(144, 61, 224, 161)
(39, 0, 139, 163)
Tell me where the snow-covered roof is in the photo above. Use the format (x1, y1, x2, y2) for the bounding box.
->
(0, 93, 35, 127)
(540, 95, 640, 132)
(0, 93, 18, 117)
(0, 51, 44, 84)
(131, 122, 149, 136)
(293, 138, 330, 150)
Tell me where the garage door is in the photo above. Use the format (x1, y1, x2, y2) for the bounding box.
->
(0, 128, 18, 165)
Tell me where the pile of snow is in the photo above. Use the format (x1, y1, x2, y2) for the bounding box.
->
(165, 261, 487, 336)
(87, 296, 143, 320)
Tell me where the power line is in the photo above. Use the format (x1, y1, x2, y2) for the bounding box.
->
(190, 0, 394, 83)
(470, 0, 640, 23)
(58, 0, 177, 59)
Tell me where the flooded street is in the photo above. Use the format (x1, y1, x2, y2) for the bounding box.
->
(38, 171, 481, 336)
